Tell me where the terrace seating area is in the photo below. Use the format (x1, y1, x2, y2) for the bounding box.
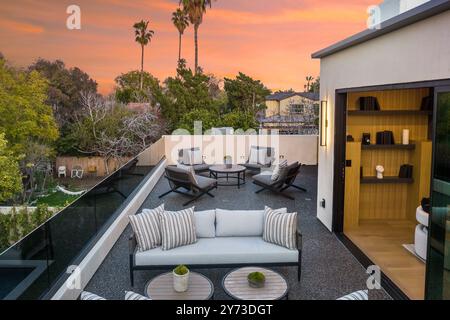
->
(85, 165, 391, 300)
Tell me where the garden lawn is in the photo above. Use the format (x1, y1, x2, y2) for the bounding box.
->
(35, 191, 80, 207)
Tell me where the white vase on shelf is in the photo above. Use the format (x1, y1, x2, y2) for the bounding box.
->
(402, 129, 410, 145)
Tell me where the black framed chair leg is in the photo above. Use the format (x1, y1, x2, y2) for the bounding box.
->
(255, 187, 266, 194)
(158, 189, 174, 199)
(290, 184, 307, 192)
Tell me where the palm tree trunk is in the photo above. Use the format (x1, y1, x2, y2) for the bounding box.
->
(140, 44, 144, 90)
(178, 32, 182, 62)
(194, 24, 199, 74)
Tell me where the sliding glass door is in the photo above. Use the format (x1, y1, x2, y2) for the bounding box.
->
(426, 88, 450, 300)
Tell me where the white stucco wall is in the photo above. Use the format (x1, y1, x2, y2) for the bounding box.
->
(317, 10, 450, 230)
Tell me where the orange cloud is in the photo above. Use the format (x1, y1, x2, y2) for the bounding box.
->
(0, 19, 44, 34)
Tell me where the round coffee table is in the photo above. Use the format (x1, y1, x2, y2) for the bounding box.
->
(209, 165, 246, 188)
(222, 267, 288, 300)
(145, 272, 214, 300)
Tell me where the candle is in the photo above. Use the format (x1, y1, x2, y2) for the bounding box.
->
(402, 129, 410, 145)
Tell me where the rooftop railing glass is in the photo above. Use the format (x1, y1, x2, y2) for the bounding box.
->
(0, 152, 163, 300)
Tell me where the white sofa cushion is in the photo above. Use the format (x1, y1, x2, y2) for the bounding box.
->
(125, 291, 151, 300)
(80, 291, 106, 300)
(337, 290, 368, 300)
(194, 210, 216, 238)
(216, 209, 265, 237)
(134, 237, 297, 266)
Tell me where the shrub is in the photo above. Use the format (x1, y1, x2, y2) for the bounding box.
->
(173, 264, 189, 275)
(247, 271, 265, 283)
(0, 204, 54, 252)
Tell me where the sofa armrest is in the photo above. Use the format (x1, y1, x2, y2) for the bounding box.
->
(296, 228, 303, 251)
(129, 233, 137, 255)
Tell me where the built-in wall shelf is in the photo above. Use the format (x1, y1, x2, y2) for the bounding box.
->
(360, 176, 414, 184)
(347, 110, 432, 116)
(361, 144, 416, 150)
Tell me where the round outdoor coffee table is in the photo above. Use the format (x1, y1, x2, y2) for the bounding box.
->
(209, 165, 246, 188)
(145, 272, 214, 300)
(222, 267, 289, 300)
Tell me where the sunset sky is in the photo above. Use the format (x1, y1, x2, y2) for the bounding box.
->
(0, 0, 378, 94)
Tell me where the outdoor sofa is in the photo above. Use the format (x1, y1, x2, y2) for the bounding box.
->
(129, 208, 302, 286)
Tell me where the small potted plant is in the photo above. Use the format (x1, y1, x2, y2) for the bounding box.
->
(224, 155, 232, 168)
(173, 265, 190, 292)
(247, 271, 266, 288)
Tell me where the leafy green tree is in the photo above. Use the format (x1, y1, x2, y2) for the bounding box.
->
(172, 8, 189, 62)
(0, 57, 59, 155)
(133, 20, 155, 90)
(0, 133, 22, 203)
(179, 108, 218, 133)
(163, 60, 216, 130)
(179, 0, 214, 73)
(309, 76, 320, 93)
(28, 59, 98, 127)
(224, 72, 271, 115)
(114, 70, 165, 105)
(220, 111, 258, 131)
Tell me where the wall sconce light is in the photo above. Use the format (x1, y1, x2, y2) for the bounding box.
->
(320, 100, 328, 146)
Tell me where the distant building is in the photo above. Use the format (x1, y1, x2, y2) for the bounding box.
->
(261, 92, 320, 134)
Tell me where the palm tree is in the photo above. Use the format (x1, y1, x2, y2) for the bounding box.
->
(172, 8, 189, 63)
(305, 76, 314, 92)
(179, 0, 214, 74)
(133, 20, 154, 90)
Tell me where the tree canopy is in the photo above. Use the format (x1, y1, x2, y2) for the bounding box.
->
(28, 59, 98, 127)
(224, 72, 271, 115)
(115, 70, 164, 105)
(0, 133, 22, 203)
(0, 58, 59, 155)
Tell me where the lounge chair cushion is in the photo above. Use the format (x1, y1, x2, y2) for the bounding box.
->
(253, 172, 279, 186)
(134, 237, 297, 266)
(182, 148, 203, 165)
(216, 209, 265, 236)
(194, 210, 216, 238)
(242, 162, 264, 171)
(192, 163, 210, 172)
(176, 163, 198, 185)
(271, 159, 288, 181)
(194, 175, 217, 189)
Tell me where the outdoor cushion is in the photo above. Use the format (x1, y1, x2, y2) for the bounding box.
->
(337, 290, 369, 300)
(160, 207, 197, 250)
(192, 163, 210, 172)
(134, 237, 297, 266)
(271, 159, 288, 181)
(80, 291, 106, 300)
(125, 291, 151, 300)
(194, 175, 217, 189)
(263, 207, 297, 250)
(194, 210, 216, 238)
(215, 209, 265, 237)
(242, 163, 264, 170)
(129, 204, 164, 251)
(182, 148, 203, 165)
(253, 173, 279, 186)
(176, 163, 198, 185)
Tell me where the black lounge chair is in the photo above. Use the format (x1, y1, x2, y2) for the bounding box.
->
(178, 148, 210, 174)
(241, 146, 275, 173)
(252, 162, 307, 200)
(159, 166, 218, 206)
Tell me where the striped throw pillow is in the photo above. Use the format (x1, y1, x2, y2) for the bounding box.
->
(263, 207, 297, 250)
(129, 204, 164, 251)
(337, 290, 369, 300)
(80, 291, 106, 300)
(160, 207, 197, 250)
(125, 291, 151, 300)
(271, 159, 288, 181)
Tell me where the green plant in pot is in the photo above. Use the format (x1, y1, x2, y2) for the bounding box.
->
(173, 265, 190, 292)
(224, 155, 232, 168)
(247, 271, 266, 288)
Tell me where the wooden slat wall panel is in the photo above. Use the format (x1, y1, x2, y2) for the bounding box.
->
(347, 88, 430, 111)
(347, 114, 429, 143)
(359, 184, 408, 220)
(344, 142, 361, 231)
(361, 149, 411, 177)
